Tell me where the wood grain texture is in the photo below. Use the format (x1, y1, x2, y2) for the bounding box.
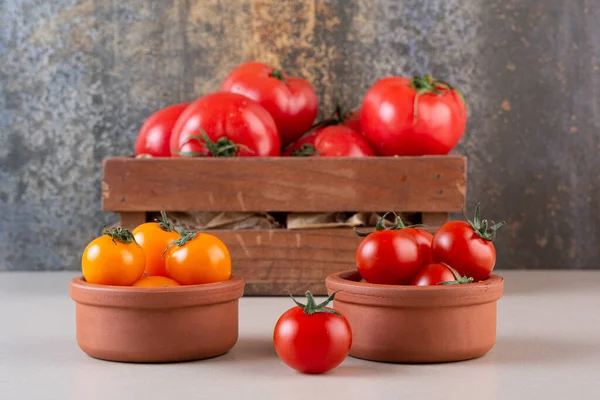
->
(208, 228, 361, 295)
(102, 156, 467, 213)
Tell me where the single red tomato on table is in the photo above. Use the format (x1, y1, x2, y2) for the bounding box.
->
(355, 212, 424, 285)
(361, 75, 467, 156)
(412, 263, 473, 286)
(284, 125, 375, 157)
(274, 291, 351, 374)
(135, 103, 190, 157)
(221, 62, 318, 147)
(432, 203, 505, 282)
(170, 92, 280, 157)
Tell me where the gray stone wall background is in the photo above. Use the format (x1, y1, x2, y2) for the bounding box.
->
(1, 0, 599, 270)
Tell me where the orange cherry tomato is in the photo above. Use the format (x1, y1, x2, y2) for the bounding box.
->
(82, 227, 145, 286)
(133, 275, 180, 288)
(133, 212, 180, 277)
(165, 230, 231, 285)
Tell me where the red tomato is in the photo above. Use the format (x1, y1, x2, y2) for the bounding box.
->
(135, 103, 189, 157)
(356, 229, 422, 285)
(412, 263, 473, 286)
(282, 129, 318, 156)
(170, 92, 280, 157)
(284, 126, 375, 157)
(361, 75, 467, 156)
(221, 62, 318, 147)
(274, 291, 351, 374)
(401, 228, 433, 266)
(432, 204, 505, 281)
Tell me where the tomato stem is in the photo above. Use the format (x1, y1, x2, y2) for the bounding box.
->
(291, 143, 318, 157)
(438, 263, 474, 285)
(270, 69, 287, 83)
(354, 211, 424, 237)
(157, 211, 175, 232)
(163, 227, 197, 255)
(410, 75, 463, 124)
(103, 226, 136, 245)
(464, 203, 506, 242)
(289, 290, 341, 316)
(177, 128, 253, 157)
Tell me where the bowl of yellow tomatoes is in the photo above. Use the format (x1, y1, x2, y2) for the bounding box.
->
(70, 212, 245, 363)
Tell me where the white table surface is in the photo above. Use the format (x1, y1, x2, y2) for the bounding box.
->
(1, 271, 599, 400)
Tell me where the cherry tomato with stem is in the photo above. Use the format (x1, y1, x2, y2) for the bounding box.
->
(82, 227, 146, 286)
(164, 228, 231, 285)
(133, 211, 180, 277)
(355, 212, 423, 285)
(412, 263, 473, 286)
(432, 203, 505, 282)
(274, 291, 352, 374)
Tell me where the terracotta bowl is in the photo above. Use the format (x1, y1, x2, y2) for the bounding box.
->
(326, 270, 503, 363)
(70, 275, 245, 363)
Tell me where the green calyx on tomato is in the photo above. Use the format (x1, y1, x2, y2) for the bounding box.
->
(157, 211, 175, 232)
(103, 226, 136, 245)
(410, 75, 465, 123)
(177, 128, 253, 157)
(465, 203, 506, 242)
(290, 290, 341, 316)
(438, 263, 474, 285)
(163, 227, 197, 254)
(354, 211, 422, 237)
(270, 69, 287, 83)
(291, 143, 318, 157)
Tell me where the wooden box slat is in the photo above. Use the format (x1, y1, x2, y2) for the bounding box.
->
(104, 156, 467, 295)
(213, 229, 359, 295)
(102, 156, 466, 213)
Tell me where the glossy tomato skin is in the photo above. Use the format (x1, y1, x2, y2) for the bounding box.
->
(274, 306, 352, 374)
(432, 221, 497, 281)
(135, 103, 189, 157)
(165, 233, 231, 285)
(314, 126, 375, 157)
(82, 236, 146, 286)
(283, 126, 375, 157)
(221, 62, 318, 147)
(170, 92, 280, 157)
(412, 263, 456, 286)
(361, 77, 466, 156)
(133, 222, 180, 277)
(356, 230, 422, 285)
(133, 275, 180, 287)
(401, 228, 433, 266)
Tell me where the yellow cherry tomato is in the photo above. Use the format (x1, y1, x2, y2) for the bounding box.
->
(82, 227, 145, 286)
(133, 212, 180, 277)
(133, 275, 180, 288)
(165, 230, 231, 285)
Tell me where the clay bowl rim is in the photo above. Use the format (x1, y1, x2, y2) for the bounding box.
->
(70, 275, 245, 309)
(326, 270, 503, 307)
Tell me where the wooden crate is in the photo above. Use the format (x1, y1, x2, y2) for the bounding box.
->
(102, 156, 466, 295)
